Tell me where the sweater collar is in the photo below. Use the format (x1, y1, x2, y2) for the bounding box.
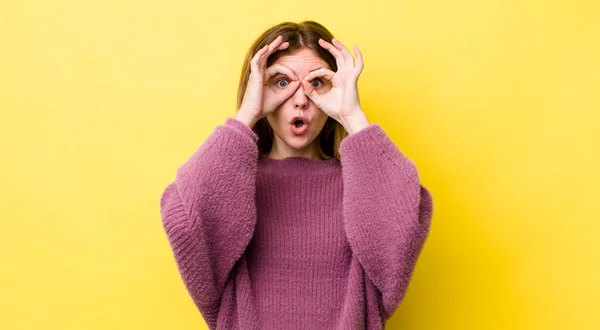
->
(257, 156, 340, 175)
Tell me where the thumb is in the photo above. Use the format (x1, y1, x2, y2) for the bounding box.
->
(270, 80, 300, 109)
(281, 80, 301, 100)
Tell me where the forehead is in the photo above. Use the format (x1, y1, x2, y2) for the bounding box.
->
(272, 48, 330, 75)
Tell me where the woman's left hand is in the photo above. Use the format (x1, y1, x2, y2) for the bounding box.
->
(302, 38, 369, 134)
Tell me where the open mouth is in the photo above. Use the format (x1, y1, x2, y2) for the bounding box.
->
(291, 117, 308, 127)
(290, 117, 309, 135)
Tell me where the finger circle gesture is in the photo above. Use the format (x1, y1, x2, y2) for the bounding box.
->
(302, 38, 364, 122)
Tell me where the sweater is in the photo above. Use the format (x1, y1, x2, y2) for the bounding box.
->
(160, 117, 434, 330)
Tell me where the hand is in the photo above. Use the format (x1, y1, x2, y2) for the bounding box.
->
(302, 38, 366, 130)
(236, 35, 301, 128)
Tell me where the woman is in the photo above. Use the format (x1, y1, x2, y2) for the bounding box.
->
(160, 21, 433, 330)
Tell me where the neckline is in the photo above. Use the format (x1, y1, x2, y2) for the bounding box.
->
(257, 156, 340, 175)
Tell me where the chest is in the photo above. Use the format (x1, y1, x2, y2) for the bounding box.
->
(248, 174, 351, 271)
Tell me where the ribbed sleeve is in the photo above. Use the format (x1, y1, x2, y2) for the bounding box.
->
(339, 124, 434, 320)
(159, 118, 259, 329)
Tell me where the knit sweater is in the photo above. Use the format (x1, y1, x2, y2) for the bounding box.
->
(160, 117, 433, 330)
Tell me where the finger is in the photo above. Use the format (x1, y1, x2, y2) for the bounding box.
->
(267, 80, 300, 110)
(303, 68, 336, 82)
(258, 35, 284, 68)
(267, 35, 283, 53)
(353, 45, 364, 78)
(331, 38, 354, 64)
(318, 38, 345, 66)
(280, 80, 301, 98)
(277, 41, 290, 50)
(301, 79, 320, 101)
(266, 63, 298, 80)
(250, 45, 269, 74)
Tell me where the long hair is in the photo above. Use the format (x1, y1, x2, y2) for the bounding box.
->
(236, 21, 348, 160)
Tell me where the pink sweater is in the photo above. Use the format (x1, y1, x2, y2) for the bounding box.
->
(160, 118, 433, 329)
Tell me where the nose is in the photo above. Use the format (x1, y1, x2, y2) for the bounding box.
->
(292, 84, 308, 110)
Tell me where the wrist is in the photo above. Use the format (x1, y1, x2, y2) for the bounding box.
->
(234, 110, 258, 129)
(339, 109, 369, 135)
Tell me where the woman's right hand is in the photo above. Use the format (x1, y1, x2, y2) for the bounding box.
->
(236, 35, 300, 128)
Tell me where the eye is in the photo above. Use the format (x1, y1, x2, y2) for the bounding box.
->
(276, 79, 289, 88)
(311, 79, 322, 88)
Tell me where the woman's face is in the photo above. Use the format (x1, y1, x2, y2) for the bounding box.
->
(265, 48, 331, 160)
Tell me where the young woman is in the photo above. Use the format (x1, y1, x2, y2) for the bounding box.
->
(160, 21, 433, 330)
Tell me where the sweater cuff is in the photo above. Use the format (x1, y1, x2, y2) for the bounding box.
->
(224, 117, 259, 144)
(339, 123, 417, 171)
(340, 123, 393, 156)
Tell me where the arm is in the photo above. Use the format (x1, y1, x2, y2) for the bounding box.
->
(159, 118, 258, 327)
(339, 123, 434, 319)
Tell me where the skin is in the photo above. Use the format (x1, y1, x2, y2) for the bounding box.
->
(235, 35, 370, 160)
(265, 48, 331, 160)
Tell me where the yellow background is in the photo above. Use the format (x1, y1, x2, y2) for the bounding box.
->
(1, 0, 599, 329)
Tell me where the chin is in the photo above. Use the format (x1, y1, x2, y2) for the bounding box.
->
(282, 135, 315, 150)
